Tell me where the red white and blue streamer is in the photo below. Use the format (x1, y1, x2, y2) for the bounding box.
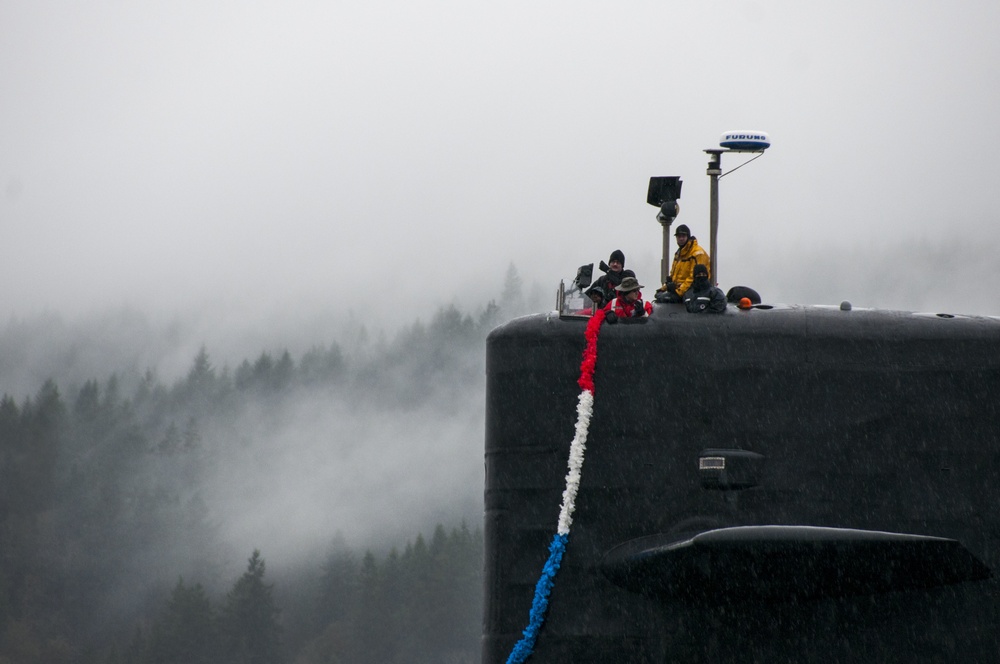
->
(506, 308, 606, 664)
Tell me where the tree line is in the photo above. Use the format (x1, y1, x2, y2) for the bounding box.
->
(0, 270, 538, 664)
(101, 524, 482, 664)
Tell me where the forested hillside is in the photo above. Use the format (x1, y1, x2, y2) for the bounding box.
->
(0, 267, 540, 664)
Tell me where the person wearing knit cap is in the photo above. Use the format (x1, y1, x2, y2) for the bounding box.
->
(591, 249, 636, 305)
(682, 263, 727, 313)
(655, 224, 710, 303)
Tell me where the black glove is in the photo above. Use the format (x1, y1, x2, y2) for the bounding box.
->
(666, 282, 678, 294)
(604, 311, 618, 324)
(632, 304, 645, 318)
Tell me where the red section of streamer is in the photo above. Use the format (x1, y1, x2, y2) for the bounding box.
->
(577, 308, 606, 393)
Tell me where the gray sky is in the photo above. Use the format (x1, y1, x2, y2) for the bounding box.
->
(3, 0, 1000, 332)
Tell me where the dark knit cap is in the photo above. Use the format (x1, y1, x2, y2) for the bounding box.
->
(694, 263, 709, 277)
(674, 224, 691, 236)
(609, 249, 625, 266)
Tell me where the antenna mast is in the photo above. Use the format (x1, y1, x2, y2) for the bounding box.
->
(704, 131, 770, 287)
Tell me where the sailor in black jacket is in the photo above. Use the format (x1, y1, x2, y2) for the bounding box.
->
(682, 264, 727, 314)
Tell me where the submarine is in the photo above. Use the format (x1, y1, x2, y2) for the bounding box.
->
(483, 137, 1000, 663)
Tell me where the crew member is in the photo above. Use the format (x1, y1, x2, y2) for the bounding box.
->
(592, 250, 636, 304)
(683, 264, 727, 314)
(609, 276, 652, 320)
(656, 225, 710, 303)
(584, 284, 608, 309)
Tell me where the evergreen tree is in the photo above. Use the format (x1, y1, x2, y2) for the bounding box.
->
(355, 550, 392, 664)
(252, 353, 275, 386)
(182, 418, 201, 451)
(442, 522, 484, 657)
(220, 550, 282, 664)
(102, 374, 120, 411)
(500, 263, 525, 317)
(316, 535, 359, 627)
(148, 578, 217, 664)
(298, 343, 345, 384)
(18, 379, 65, 513)
(133, 369, 158, 406)
(73, 380, 101, 422)
(187, 347, 215, 389)
(400, 534, 435, 661)
(0, 395, 19, 637)
(155, 422, 181, 455)
(478, 300, 501, 331)
(234, 359, 255, 391)
(425, 524, 454, 657)
(272, 351, 294, 391)
(183, 346, 221, 412)
(117, 626, 149, 664)
(0, 394, 20, 517)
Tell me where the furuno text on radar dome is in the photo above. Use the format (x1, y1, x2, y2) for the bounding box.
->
(720, 131, 770, 150)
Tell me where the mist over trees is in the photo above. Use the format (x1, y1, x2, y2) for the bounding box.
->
(0, 267, 542, 663)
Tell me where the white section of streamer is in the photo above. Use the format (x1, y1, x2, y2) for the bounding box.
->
(557, 389, 594, 536)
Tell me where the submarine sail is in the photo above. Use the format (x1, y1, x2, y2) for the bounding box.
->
(484, 304, 1000, 663)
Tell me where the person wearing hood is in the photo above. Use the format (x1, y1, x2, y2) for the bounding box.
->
(591, 249, 636, 304)
(584, 284, 608, 309)
(683, 264, 727, 314)
(607, 276, 653, 321)
(655, 225, 710, 303)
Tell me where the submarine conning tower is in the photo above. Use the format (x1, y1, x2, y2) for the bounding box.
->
(484, 304, 1000, 663)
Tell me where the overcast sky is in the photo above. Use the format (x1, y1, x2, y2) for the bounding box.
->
(3, 0, 1000, 337)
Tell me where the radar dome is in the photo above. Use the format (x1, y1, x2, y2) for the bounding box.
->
(720, 131, 770, 151)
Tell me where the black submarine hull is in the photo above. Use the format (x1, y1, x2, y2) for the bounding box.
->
(484, 304, 1000, 663)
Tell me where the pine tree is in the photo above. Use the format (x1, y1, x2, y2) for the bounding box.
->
(220, 550, 282, 664)
(148, 578, 218, 664)
(478, 300, 501, 331)
(0, 394, 21, 517)
(298, 343, 345, 384)
(272, 351, 294, 391)
(252, 353, 275, 385)
(182, 346, 222, 415)
(316, 535, 358, 626)
(73, 380, 101, 422)
(401, 534, 435, 661)
(501, 263, 525, 317)
(182, 418, 201, 451)
(187, 347, 215, 389)
(355, 550, 393, 664)
(19, 379, 65, 513)
(444, 522, 484, 658)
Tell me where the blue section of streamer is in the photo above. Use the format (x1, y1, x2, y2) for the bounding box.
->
(505, 532, 569, 664)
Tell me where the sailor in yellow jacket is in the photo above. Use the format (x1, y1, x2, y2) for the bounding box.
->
(656, 224, 711, 302)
